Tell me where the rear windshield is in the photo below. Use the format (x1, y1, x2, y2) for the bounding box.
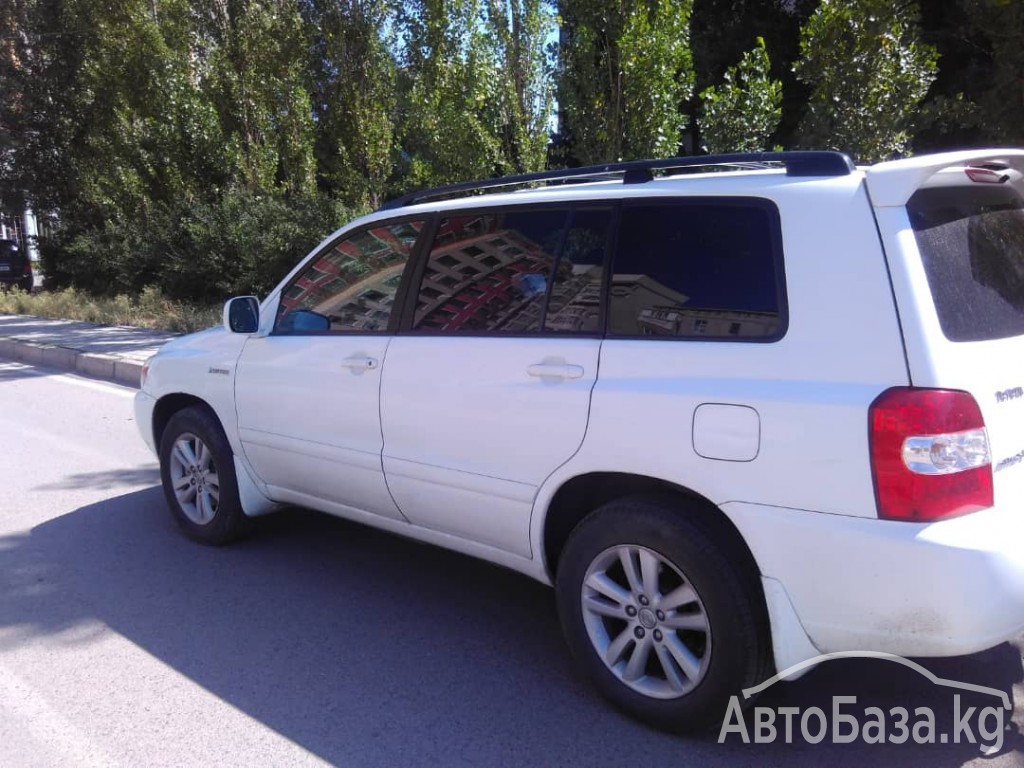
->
(908, 183, 1024, 342)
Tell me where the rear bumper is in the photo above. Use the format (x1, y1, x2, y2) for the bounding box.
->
(725, 501, 1024, 659)
(134, 390, 157, 456)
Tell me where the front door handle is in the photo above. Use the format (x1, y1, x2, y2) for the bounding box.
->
(341, 356, 379, 372)
(527, 363, 584, 380)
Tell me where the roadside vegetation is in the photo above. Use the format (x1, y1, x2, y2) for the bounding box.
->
(0, 287, 220, 334)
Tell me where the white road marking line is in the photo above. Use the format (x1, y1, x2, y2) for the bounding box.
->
(0, 662, 115, 767)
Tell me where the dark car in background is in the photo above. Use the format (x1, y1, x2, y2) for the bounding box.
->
(0, 239, 33, 292)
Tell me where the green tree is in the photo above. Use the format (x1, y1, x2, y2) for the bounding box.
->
(197, 0, 317, 193)
(303, 0, 398, 208)
(484, 0, 556, 173)
(691, 0, 806, 90)
(13, 0, 337, 299)
(916, 0, 1024, 149)
(698, 37, 781, 153)
(81, 0, 230, 211)
(1, 0, 112, 215)
(962, 0, 1024, 144)
(689, 0, 815, 151)
(0, 0, 31, 213)
(794, 0, 938, 163)
(556, 0, 694, 164)
(396, 0, 504, 186)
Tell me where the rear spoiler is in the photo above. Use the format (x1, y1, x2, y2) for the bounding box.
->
(865, 149, 1024, 207)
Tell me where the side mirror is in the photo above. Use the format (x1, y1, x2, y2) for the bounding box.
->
(224, 296, 260, 334)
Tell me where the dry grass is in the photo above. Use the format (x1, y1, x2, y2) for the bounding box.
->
(0, 286, 222, 333)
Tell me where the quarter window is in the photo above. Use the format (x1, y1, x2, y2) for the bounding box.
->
(276, 220, 424, 333)
(608, 201, 784, 340)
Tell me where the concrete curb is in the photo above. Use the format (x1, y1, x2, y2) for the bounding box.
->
(0, 336, 144, 388)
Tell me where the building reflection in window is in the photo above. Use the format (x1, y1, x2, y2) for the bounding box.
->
(609, 203, 781, 339)
(277, 220, 423, 332)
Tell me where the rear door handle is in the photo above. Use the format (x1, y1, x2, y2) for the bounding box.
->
(527, 363, 584, 380)
(341, 356, 379, 372)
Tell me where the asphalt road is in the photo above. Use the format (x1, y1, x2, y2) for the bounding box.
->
(2, 357, 1024, 767)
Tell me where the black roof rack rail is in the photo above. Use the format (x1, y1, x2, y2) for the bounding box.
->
(378, 150, 855, 211)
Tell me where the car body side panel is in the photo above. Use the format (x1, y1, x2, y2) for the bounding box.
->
(382, 336, 601, 558)
(142, 326, 249, 457)
(235, 334, 403, 520)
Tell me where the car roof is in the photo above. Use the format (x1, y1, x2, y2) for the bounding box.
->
(376, 148, 1024, 218)
(312, 148, 1024, 255)
(378, 151, 855, 213)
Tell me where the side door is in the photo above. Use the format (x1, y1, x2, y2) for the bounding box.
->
(235, 218, 426, 520)
(380, 205, 613, 556)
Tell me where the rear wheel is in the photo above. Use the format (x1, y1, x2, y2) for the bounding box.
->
(158, 406, 252, 545)
(556, 496, 768, 732)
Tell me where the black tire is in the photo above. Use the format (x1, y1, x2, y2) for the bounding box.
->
(158, 405, 252, 545)
(555, 496, 768, 733)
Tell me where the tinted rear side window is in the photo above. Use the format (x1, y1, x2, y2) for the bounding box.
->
(608, 201, 784, 340)
(909, 184, 1024, 342)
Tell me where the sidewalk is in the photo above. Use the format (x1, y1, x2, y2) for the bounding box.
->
(0, 314, 180, 387)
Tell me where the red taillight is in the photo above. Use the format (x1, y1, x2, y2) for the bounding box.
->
(869, 387, 993, 522)
(22, 263, 31, 276)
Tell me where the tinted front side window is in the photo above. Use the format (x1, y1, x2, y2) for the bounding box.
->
(412, 209, 569, 333)
(608, 202, 783, 339)
(909, 184, 1024, 342)
(276, 220, 424, 333)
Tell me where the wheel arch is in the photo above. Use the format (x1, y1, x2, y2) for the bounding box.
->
(541, 472, 764, 592)
(152, 393, 217, 450)
(153, 392, 278, 520)
(546, 474, 778, 723)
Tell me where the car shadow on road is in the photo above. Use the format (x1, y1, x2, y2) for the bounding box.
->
(1, 487, 1021, 767)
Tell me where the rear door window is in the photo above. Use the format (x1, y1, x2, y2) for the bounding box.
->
(543, 208, 611, 333)
(908, 184, 1024, 342)
(411, 208, 570, 334)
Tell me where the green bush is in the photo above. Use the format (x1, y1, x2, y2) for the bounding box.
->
(41, 189, 364, 304)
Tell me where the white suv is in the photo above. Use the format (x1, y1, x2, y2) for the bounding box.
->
(134, 149, 1024, 731)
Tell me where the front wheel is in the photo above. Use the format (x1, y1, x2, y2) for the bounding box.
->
(158, 405, 252, 545)
(555, 497, 768, 733)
